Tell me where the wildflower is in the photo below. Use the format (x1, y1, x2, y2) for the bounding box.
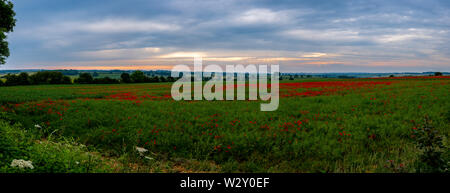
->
(136, 146, 148, 156)
(34, 124, 42, 129)
(11, 159, 34, 169)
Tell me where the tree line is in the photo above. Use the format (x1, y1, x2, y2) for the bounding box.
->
(0, 71, 177, 86)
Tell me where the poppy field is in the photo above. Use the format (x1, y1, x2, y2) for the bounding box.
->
(1, 76, 449, 173)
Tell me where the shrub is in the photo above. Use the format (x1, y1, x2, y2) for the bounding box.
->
(413, 118, 449, 173)
(4, 73, 19, 86)
(93, 77, 119, 84)
(0, 119, 113, 173)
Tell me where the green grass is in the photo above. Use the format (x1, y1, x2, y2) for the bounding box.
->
(0, 77, 449, 173)
(0, 117, 114, 173)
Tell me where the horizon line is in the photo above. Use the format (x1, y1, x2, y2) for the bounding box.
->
(0, 68, 448, 74)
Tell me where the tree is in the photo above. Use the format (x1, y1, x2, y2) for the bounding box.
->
(167, 76, 175, 82)
(434, 72, 443, 76)
(74, 73, 93, 84)
(29, 71, 70, 84)
(0, 0, 16, 64)
(17, 72, 30, 85)
(131, 71, 146, 83)
(120, 73, 131, 83)
(149, 76, 159, 83)
(4, 73, 18, 86)
(62, 76, 72, 84)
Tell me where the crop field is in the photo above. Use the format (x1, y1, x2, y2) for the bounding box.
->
(1, 76, 449, 173)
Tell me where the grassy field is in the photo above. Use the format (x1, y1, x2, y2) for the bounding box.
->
(1, 76, 449, 173)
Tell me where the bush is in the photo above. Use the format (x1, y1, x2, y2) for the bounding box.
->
(0, 121, 31, 169)
(413, 118, 449, 173)
(4, 73, 19, 86)
(93, 77, 119, 84)
(0, 119, 113, 173)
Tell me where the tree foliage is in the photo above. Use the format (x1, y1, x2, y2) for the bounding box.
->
(74, 73, 94, 84)
(3, 71, 71, 86)
(0, 0, 16, 64)
(131, 71, 146, 83)
(1, 71, 177, 87)
(120, 73, 131, 83)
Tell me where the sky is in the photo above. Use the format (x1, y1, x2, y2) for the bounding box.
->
(2, 0, 450, 72)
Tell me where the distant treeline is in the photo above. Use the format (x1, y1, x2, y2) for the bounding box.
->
(0, 71, 177, 86)
(57, 69, 173, 77)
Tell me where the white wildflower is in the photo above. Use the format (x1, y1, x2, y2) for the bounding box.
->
(34, 124, 42, 129)
(135, 146, 148, 156)
(75, 161, 80, 165)
(11, 159, 34, 169)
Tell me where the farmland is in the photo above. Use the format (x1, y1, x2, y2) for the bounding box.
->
(0, 76, 449, 173)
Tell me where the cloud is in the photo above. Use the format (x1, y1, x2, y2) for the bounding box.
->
(42, 18, 181, 34)
(301, 53, 328, 58)
(77, 47, 161, 59)
(375, 28, 436, 43)
(158, 52, 207, 58)
(76, 19, 180, 33)
(5, 0, 450, 72)
(232, 8, 293, 25)
(282, 29, 363, 42)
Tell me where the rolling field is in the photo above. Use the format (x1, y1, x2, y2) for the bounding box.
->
(1, 76, 449, 173)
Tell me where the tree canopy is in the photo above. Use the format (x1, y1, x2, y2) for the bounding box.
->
(0, 0, 16, 64)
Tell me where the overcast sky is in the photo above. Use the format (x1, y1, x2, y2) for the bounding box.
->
(2, 0, 450, 72)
